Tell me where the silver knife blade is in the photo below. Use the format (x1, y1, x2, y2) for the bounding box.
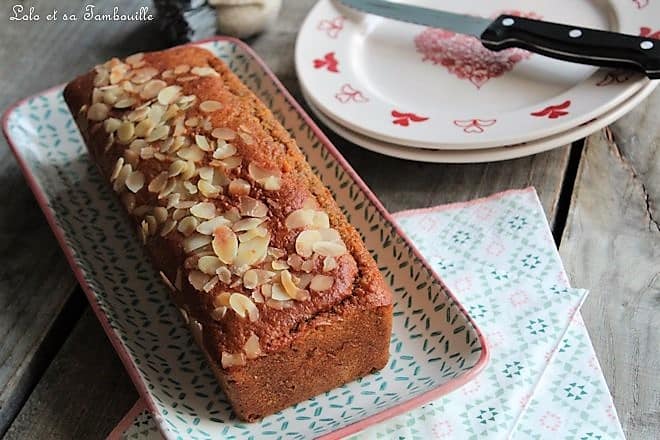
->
(339, 0, 492, 38)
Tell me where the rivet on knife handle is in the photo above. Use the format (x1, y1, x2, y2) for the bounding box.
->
(480, 15, 660, 79)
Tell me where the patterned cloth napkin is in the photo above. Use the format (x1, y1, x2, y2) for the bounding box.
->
(115, 188, 625, 439)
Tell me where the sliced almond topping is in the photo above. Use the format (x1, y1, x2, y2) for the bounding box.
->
(280, 270, 298, 296)
(210, 306, 227, 321)
(212, 142, 236, 159)
(138, 220, 148, 244)
(199, 100, 223, 112)
(285, 208, 315, 230)
(125, 170, 145, 193)
(219, 156, 241, 170)
(172, 208, 187, 221)
(185, 117, 199, 127)
(87, 102, 109, 121)
(248, 163, 281, 190)
(239, 132, 255, 145)
(287, 254, 304, 271)
(239, 196, 268, 218)
(232, 217, 266, 232)
(145, 125, 170, 143)
(224, 207, 241, 223)
(140, 79, 167, 100)
(271, 283, 291, 301)
(112, 163, 132, 192)
(134, 119, 155, 138)
(301, 259, 315, 273)
(160, 219, 177, 237)
(191, 66, 219, 77)
(104, 117, 121, 133)
(182, 233, 212, 253)
(177, 95, 197, 110)
(114, 97, 136, 109)
(127, 106, 150, 122)
(310, 275, 334, 292)
(145, 215, 158, 235)
(297, 273, 313, 289)
(195, 134, 212, 152)
(177, 145, 205, 162)
(244, 333, 261, 359)
(125, 52, 144, 66)
(153, 207, 168, 224)
(117, 121, 135, 143)
(271, 259, 289, 270)
(243, 269, 259, 289)
(181, 160, 196, 180)
(213, 292, 232, 308)
(123, 149, 139, 167)
(131, 67, 159, 84)
(198, 256, 222, 275)
(174, 64, 190, 74)
(140, 146, 155, 159)
(203, 275, 220, 292)
(234, 235, 269, 267)
(168, 160, 187, 177)
(313, 212, 331, 229)
(323, 256, 337, 272)
(188, 270, 211, 291)
(110, 157, 125, 181)
(238, 226, 267, 243)
(221, 351, 246, 368)
(183, 181, 198, 194)
(212, 226, 238, 264)
(197, 216, 231, 235)
(228, 178, 251, 196)
(177, 216, 199, 237)
(312, 241, 347, 257)
(211, 127, 236, 140)
(157, 85, 182, 105)
(216, 266, 232, 284)
(295, 230, 322, 258)
(318, 228, 342, 243)
(198, 167, 214, 181)
(148, 171, 169, 193)
(229, 293, 259, 321)
(198, 180, 221, 198)
(190, 202, 216, 219)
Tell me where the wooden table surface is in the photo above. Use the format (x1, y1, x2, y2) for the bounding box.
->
(0, 1, 658, 439)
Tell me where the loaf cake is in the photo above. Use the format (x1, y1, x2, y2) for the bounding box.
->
(63, 46, 393, 421)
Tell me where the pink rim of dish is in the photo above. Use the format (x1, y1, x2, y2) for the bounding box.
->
(2, 36, 489, 440)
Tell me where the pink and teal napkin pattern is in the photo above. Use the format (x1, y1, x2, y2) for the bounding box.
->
(115, 188, 625, 439)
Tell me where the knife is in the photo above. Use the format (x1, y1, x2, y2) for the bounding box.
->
(339, 0, 660, 79)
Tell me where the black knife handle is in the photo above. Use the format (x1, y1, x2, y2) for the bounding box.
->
(481, 15, 660, 79)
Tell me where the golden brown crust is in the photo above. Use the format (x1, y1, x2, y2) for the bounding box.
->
(63, 45, 392, 420)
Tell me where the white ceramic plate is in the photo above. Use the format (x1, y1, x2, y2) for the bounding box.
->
(296, 0, 657, 149)
(301, 79, 657, 163)
(3, 38, 487, 440)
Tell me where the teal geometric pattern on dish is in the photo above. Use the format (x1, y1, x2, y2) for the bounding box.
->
(3, 39, 485, 440)
(115, 190, 625, 439)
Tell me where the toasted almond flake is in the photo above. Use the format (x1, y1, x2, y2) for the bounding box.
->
(234, 235, 269, 267)
(172, 208, 187, 221)
(134, 118, 155, 137)
(190, 202, 216, 219)
(295, 230, 322, 258)
(197, 216, 231, 235)
(110, 157, 125, 181)
(228, 178, 251, 196)
(199, 100, 223, 112)
(310, 275, 334, 292)
(145, 124, 170, 142)
(125, 170, 145, 193)
(198, 167, 214, 181)
(243, 270, 259, 289)
(114, 97, 136, 109)
(239, 196, 268, 218)
(177, 216, 199, 236)
(232, 217, 266, 232)
(244, 333, 261, 359)
(120, 192, 136, 213)
(262, 176, 281, 191)
(301, 259, 315, 273)
(167, 160, 186, 177)
(297, 273, 313, 289)
(176, 75, 197, 82)
(271, 259, 289, 270)
(152, 207, 168, 224)
(213, 292, 232, 308)
(188, 270, 210, 291)
(287, 254, 304, 271)
(113, 163, 132, 192)
(126, 52, 144, 66)
(271, 283, 290, 301)
(212, 226, 238, 264)
(104, 117, 121, 133)
(181, 160, 196, 180)
(221, 351, 246, 368)
(140, 146, 155, 159)
(127, 106, 150, 122)
(178, 95, 197, 110)
(175, 200, 196, 209)
(285, 208, 315, 230)
(248, 163, 280, 185)
(87, 102, 109, 121)
(198, 180, 221, 198)
(148, 171, 169, 193)
(185, 117, 199, 127)
(203, 275, 220, 292)
(177, 145, 205, 162)
(157, 85, 182, 105)
(138, 220, 148, 244)
(198, 256, 223, 275)
(219, 156, 242, 169)
(93, 69, 109, 87)
(212, 142, 236, 160)
(323, 256, 337, 272)
(131, 67, 158, 84)
(280, 270, 298, 296)
(224, 208, 241, 223)
(229, 293, 259, 321)
(239, 132, 255, 145)
(313, 241, 347, 257)
(159, 219, 176, 237)
(318, 228, 342, 243)
(191, 66, 219, 77)
(145, 215, 158, 235)
(210, 306, 227, 320)
(140, 79, 167, 99)
(313, 212, 330, 229)
(195, 134, 212, 151)
(123, 149, 139, 168)
(183, 234, 212, 253)
(211, 127, 236, 140)
(117, 121, 135, 143)
(183, 181, 198, 194)
(174, 64, 190, 74)
(217, 266, 232, 284)
(238, 226, 267, 243)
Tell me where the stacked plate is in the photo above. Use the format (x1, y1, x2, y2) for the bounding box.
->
(295, 0, 659, 162)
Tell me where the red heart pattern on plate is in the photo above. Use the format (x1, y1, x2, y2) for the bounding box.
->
(414, 11, 540, 89)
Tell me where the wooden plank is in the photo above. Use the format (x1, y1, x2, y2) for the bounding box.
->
(560, 89, 660, 439)
(0, 0, 168, 434)
(3, 311, 137, 440)
(1, 0, 572, 436)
